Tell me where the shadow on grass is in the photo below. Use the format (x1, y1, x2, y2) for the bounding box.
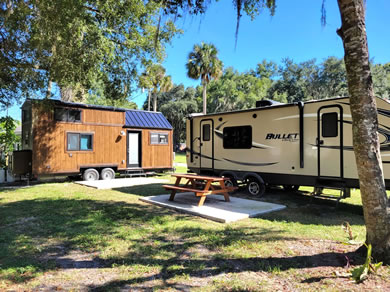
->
(86, 230, 365, 292)
(0, 187, 366, 289)
(0, 197, 183, 284)
(113, 183, 169, 197)
(232, 187, 365, 227)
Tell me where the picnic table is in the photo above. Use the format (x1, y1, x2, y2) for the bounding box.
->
(162, 173, 237, 207)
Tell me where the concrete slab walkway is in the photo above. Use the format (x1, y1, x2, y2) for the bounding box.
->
(75, 177, 168, 190)
(140, 192, 286, 223)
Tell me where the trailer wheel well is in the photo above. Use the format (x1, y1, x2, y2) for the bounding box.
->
(80, 166, 118, 174)
(243, 173, 264, 184)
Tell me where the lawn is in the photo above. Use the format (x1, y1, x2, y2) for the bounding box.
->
(174, 152, 187, 164)
(0, 160, 389, 290)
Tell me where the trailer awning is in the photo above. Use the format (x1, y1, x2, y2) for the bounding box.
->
(124, 110, 172, 130)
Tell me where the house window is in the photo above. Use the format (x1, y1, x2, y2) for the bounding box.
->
(67, 133, 93, 151)
(150, 133, 168, 145)
(223, 126, 252, 149)
(322, 112, 338, 137)
(202, 124, 210, 141)
(55, 108, 81, 122)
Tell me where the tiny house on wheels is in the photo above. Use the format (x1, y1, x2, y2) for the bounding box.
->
(12, 99, 173, 180)
(186, 97, 390, 196)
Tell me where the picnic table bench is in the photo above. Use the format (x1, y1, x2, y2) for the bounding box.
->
(163, 173, 237, 207)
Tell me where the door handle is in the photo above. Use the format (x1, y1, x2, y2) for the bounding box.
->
(316, 138, 324, 146)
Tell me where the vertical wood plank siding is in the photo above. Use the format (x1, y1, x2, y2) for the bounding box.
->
(141, 129, 173, 169)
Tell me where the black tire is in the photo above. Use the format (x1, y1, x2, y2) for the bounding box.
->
(101, 168, 115, 180)
(246, 177, 266, 197)
(83, 168, 99, 181)
(283, 185, 300, 192)
(224, 177, 237, 188)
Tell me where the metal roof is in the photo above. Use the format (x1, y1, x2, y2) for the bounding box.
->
(125, 110, 172, 130)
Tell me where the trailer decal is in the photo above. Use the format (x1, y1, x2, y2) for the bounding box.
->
(378, 108, 390, 118)
(223, 158, 278, 166)
(185, 148, 221, 161)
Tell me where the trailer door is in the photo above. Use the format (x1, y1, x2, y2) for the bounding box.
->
(127, 131, 141, 168)
(317, 105, 343, 179)
(200, 120, 214, 171)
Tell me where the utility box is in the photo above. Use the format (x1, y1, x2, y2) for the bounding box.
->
(12, 150, 32, 176)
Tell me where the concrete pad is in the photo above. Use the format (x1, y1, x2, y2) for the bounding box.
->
(75, 177, 168, 190)
(140, 193, 286, 223)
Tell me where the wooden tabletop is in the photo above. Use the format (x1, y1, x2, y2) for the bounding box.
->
(172, 173, 228, 181)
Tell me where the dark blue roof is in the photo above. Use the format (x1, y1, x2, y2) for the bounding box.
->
(125, 110, 172, 130)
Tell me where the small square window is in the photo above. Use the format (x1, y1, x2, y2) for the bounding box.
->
(159, 134, 168, 144)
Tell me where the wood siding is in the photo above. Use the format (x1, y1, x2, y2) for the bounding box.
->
(141, 129, 173, 169)
(31, 104, 172, 175)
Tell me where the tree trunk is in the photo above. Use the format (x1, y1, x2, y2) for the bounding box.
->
(153, 92, 157, 112)
(148, 91, 151, 111)
(45, 80, 52, 99)
(60, 86, 73, 102)
(202, 79, 207, 114)
(337, 0, 390, 262)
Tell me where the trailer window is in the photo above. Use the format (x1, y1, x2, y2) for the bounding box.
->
(202, 124, 210, 141)
(55, 108, 81, 122)
(67, 133, 93, 151)
(223, 126, 252, 149)
(322, 112, 338, 137)
(80, 134, 93, 150)
(150, 133, 168, 145)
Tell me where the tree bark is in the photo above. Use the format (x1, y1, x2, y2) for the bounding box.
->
(202, 79, 207, 114)
(45, 80, 52, 99)
(337, 0, 390, 262)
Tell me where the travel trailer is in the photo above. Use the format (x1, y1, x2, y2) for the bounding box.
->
(12, 99, 173, 181)
(186, 97, 390, 196)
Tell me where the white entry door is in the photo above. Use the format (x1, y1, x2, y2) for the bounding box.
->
(128, 132, 140, 167)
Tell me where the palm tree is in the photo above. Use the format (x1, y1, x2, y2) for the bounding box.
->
(139, 64, 173, 112)
(186, 42, 223, 114)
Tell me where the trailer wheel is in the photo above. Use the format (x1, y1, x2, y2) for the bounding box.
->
(83, 168, 99, 181)
(101, 168, 115, 180)
(283, 185, 300, 192)
(246, 177, 266, 197)
(224, 177, 237, 188)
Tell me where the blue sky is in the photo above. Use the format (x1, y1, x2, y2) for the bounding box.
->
(2, 0, 390, 120)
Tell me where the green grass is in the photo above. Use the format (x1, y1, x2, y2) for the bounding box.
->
(0, 172, 388, 290)
(174, 152, 187, 164)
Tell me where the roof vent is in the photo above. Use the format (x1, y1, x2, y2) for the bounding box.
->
(255, 99, 284, 108)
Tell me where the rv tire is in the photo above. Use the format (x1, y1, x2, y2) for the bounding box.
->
(101, 168, 115, 180)
(246, 177, 265, 197)
(83, 168, 99, 181)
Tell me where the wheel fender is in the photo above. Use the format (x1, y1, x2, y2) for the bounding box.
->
(243, 173, 264, 184)
(220, 171, 238, 181)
